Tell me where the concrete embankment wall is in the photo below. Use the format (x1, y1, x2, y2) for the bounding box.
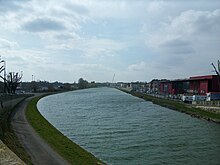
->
(0, 95, 27, 165)
(0, 140, 25, 165)
(193, 100, 220, 106)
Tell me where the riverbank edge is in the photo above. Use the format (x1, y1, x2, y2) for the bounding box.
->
(26, 93, 106, 165)
(119, 89, 220, 124)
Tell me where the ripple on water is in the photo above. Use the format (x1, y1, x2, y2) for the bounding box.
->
(38, 87, 220, 165)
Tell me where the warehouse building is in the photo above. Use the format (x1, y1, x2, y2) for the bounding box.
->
(160, 75, 220, 96)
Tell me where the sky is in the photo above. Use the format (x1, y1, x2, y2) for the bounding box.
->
(0, 0, 220, 83)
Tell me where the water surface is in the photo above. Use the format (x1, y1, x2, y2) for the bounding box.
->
(37, 87, 220, 165)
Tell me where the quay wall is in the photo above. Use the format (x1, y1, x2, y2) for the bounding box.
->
(0, 140, 26, 165)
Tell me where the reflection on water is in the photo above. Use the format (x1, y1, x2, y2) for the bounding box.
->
(38, 87, 220, 165)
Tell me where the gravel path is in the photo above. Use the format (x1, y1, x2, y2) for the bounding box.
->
(10, 95, 70, 165)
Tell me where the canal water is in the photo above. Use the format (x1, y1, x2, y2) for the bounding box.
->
(37, 87, 220, 165)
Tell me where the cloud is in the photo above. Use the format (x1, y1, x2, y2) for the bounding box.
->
(64, 2, 89, 15)
(55, 33, 80, 41)
(3, 49, 49, 65)
(85, 0, 149, 19)
(138, 8, 220, 80)
(44, 32, 82, 50)
(159, 37, 194, 54)
(147, 0, 166, 13)
(0, 38, 19, 49)
(144, 9, 220, 73)
(128, 61, 147, 71)
(82, 38, 125, 58)
(0, 46, 115, 82)
(0, 0, 29, 13)
(22, 18, 66, 32)
(146, 9, 220, 53)
(68, 63, 113, 74)
(165, 9, 220, 39)
(4, 56, 28, 66)
(1, 49, 53, 81)
(0, 1, 17, 12)
(68, 63, 115, 82)
(0, 1, 87, 49)
(46, 38, 125, 59)
(1, 0, 220, 82)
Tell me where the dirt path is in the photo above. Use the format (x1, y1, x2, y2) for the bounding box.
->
(10, 95, 70, 165)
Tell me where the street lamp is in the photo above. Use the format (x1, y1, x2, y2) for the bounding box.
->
(0, 60, 6, 93)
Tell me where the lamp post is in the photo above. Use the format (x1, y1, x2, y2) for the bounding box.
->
(3, 61, 6, 93)
(0, 60, 6, 93)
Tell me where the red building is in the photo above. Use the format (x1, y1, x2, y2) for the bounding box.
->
(160, 80, 173, 95)
(160, 75, 220, 96)
(160, 79, 189, 95)
(189, 75, 220, 95)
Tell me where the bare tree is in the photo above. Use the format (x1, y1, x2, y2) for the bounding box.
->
(0, 71, 22, 94)
(0, 57, 23, 93)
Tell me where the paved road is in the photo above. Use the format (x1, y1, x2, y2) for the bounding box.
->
(11, 96, 70, 165)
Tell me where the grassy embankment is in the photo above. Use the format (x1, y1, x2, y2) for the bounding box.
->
(0, 96, 33, 164)
(26, 95, 105, 165)
(122, 90, 220, 123)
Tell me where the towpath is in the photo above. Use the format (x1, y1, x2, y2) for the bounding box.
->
(10, 95, 70, 165)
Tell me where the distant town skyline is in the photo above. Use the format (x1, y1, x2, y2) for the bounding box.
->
(0, 0, 220, 83)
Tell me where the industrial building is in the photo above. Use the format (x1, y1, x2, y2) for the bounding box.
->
(160, 75, 220, 96)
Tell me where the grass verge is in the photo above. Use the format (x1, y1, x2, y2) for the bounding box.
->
(26, 95, 105, 165)
(121, 90, 220, 123)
